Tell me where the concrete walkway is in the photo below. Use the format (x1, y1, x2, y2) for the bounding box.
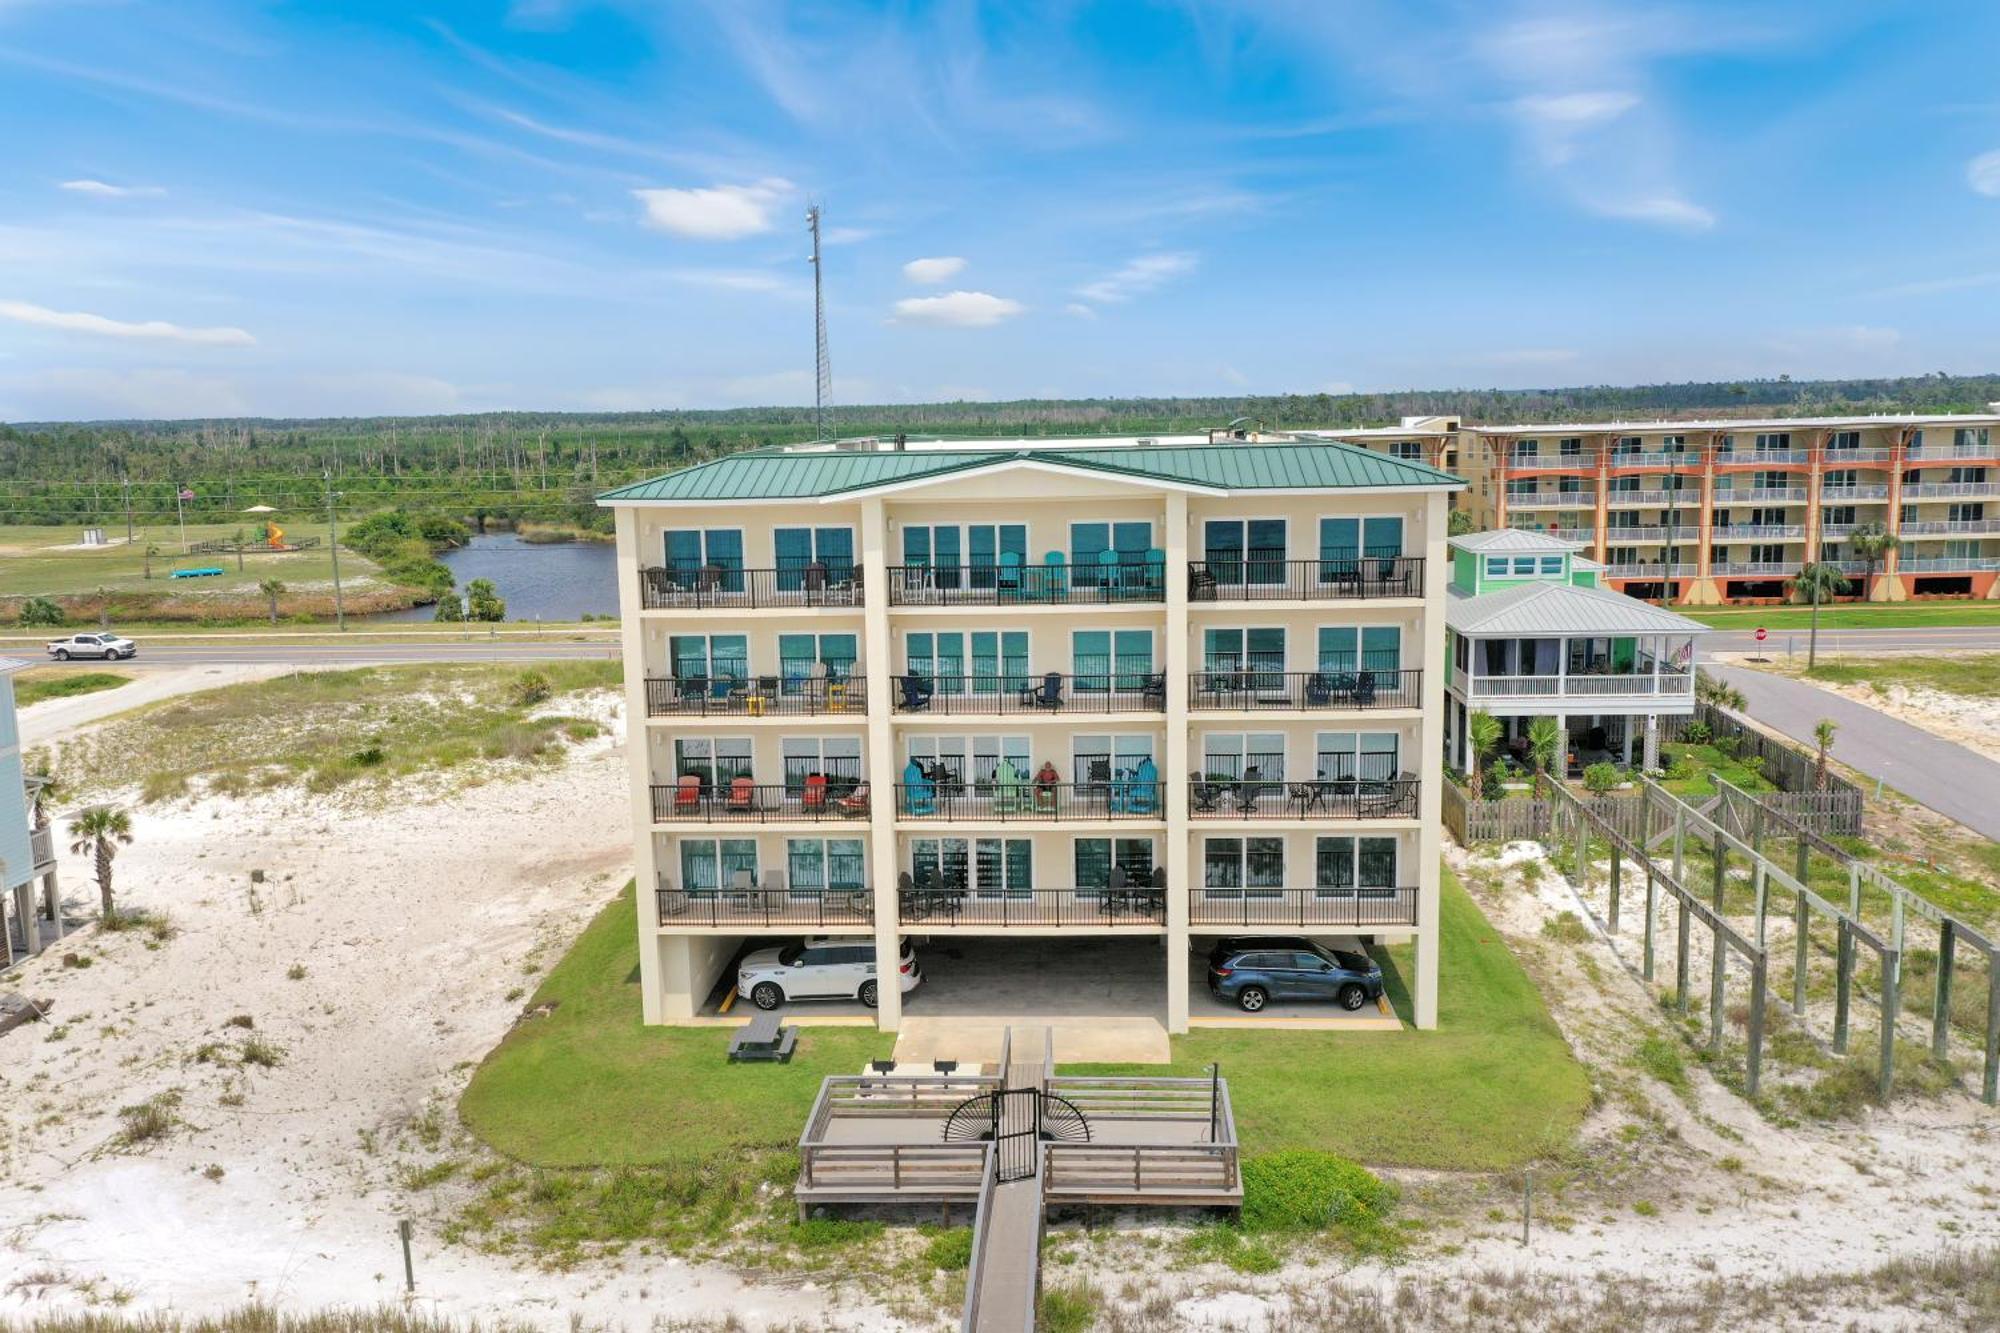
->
(1709, 663, 2000, 841)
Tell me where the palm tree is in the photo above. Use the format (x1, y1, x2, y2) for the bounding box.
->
(1813, 719, 1838, 791)
(1525, 715, 1564, 798)
(1695, 669, 1746, 712)
(69, 804, 134, 921)
(1788, 562, 1852, 671)
(1466, 709, 1503, 799)
(1849, 524, 1900, 600)
(142, 543, 160, 580)
(258, 578, 286, 625)
(30, 772, 63, 830)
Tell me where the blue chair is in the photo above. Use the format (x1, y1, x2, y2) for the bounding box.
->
(997, 549, 1023, 597)
(1125, 757, 1159, 814)
(1142, 548, 1167, 596)
(1096, 548, 1122, 597)
(1041, 551, 1067, 601)
(902, 759, 936, 815)
(898, 674, 935, 711)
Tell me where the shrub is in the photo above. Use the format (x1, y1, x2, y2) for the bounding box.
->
(238, 1035, 285, 1068)
(923, 1227, 974, 1271)
(115, 1090, 183, 1147)
(509, 669, 553, 708)
(1684, 720, 1713, 745)
(1241, 1150, 1397, 1235)
(351, 744, 386, 767)
(1582, 762, 1623, 795)
(19, 596, 66, 627)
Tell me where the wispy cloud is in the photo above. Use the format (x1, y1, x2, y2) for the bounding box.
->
(1970, 150, 2000, 197)
(634, 178, 793, 240)
(0, 299, 255, 346)
(657, 267, 800, 294)
(1076, 252, 1197, 304)
(60, 179, 165, 198)
(892, 291, 1024, 328)
(1590, 194, 1716, 231)
(902, 256, 966, 284)
(1063, 302, 1096, 320)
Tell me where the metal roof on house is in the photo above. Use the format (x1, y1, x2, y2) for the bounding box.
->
(598, 440, 1464, 504)
(1446, 581, 1711, 637)
(1449, 529, 1583, 554)
(0, 658, 33, 676)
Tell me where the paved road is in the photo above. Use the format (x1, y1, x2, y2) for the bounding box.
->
(17, 640, 620, 667)
(1709, 663, 2000, 842)
(1704, 625, 2000, 655)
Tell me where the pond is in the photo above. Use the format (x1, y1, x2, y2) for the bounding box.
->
(374, 532, 620, 622)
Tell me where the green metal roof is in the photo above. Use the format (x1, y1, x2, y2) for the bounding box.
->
(598, 442, 1464, 504)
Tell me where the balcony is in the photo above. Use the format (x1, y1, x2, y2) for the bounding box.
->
(1187, 556, 1423, 601)
(896, 781, 1163, 822)
(1901, 518, 2000, 535)
(1460, 671, 1693, 701)
(1187, 777, 1419, 820)
(1599, 525, 1696, 542)
(892, 672, 1164, 715)
(1604, 490, 1675, 507)
(898, 885, 1166, 928)
(1714, 561, 1801, 576)
(1824, 448, 1894, 462)
(1506, 493, 1596, 510)
(1711, 524, 1805, 540)
(657, 883, 873, 928)
(1506, 454, 1590, 472)
(886, 558, 1165, 607)
(1717, 486, 1808, 503)
(1189, 887, 1418, 930)
(650, 782, 873, 823)
(1189, 668, 1422, 710)
(29, 825, 53, 871)
(638, 565, 861, 611)
(1722, 450, 1805, 466)
(1906, 482, 2000, 498)
(1607, 449, 1699, 467)
(1820, 485, 1889, 500)
(1907, 445, 1998, 463)
(1820, 524, 1858, 539)
(1599, 562, 1697, 578)
(1902, 556, 2000, 572)
(644, 675, 866, 717)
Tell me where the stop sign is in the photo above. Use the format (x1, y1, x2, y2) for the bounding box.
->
(1754, 627, 1768, 642)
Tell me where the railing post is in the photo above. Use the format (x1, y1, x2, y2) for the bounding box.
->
(1833, 920, 1853, 1053)
(1642, 867, 1656, 982)
(1932, 920, 1956, 1064)
(1793, 891, 1810, 1016)
(1880, 947, 1900, 1101)
(1984, 954, 2000, 1106)
(1607, 845, 1621, 933)
(1747, 952, 1767, 1099)
(1675, 895, 1692, 1013)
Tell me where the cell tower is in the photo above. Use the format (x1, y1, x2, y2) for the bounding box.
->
(806, 204, 832, 440)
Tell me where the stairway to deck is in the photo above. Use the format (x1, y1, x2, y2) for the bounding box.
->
(963, 1027, 1052, 1332)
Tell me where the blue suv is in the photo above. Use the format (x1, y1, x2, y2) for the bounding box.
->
(1206, 937, 1384, 1013)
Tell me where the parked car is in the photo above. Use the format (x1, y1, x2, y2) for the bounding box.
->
(1206, 936, 1383, 1013)
(45, 632, 137, 661)
(738, 937, 921, 1011)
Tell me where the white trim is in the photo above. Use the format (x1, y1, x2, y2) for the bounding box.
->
(835, 458, 1228, 502)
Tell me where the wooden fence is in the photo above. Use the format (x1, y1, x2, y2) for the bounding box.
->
(1448, 780, 1859, 846)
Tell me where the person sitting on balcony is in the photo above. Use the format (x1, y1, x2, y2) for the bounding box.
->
(1032, 760, 1061, 811)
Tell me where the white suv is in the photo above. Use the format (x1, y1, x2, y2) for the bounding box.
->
(737, 937, 921, 1011)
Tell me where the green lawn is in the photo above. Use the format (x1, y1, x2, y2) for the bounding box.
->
(11, 668, 131, 708)
(1684, 603, 2000, 629)
(1802, 653, 2000, 699)
(464, 869, 1590, 1174)
(460, 884, 891, 1166)
(1657, 739, 1779, 798)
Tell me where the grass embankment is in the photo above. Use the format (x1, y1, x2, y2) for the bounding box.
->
(0, 520, 411, 622)
(36, 660, 621, 801)
(1802, 653, 2000, 699)
(11, 668, 130, 708)
(1685, 602, 2000, 629)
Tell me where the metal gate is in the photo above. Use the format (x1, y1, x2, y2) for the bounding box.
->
(992, 1087, 1041, 1183)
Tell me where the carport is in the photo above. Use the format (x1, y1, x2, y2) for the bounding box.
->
(895, 935, 1174, 1063)
(1185, 934, 1405, 1029)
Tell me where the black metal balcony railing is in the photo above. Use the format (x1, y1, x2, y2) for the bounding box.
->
(885, 559, 1167, 606)
(898, 886, 1166, 927)
(656, 886, 874, 928)
(895, 781, 1164, 822)
(1188, 556, 1423, 601)
(644, 675, 866, 717)
(650, 782, 873, 822)
(638, 565, 862, 610)
(1187, 777, 1419, 820)
(1189, 668, 1421, 710)
(892, 673, 1166, 715)
(1190, 887, 1419, 929)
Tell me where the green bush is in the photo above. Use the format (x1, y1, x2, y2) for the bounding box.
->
(1684, 720, 1713, 745)
(1241, 1149, 1396, 1234)
(18, 596, 66, 627)
(922, 1226, 974, 1271)
(510, 669, 553, 708)
(1582, 762, 1623, 795)
(465, 578, 506, 622)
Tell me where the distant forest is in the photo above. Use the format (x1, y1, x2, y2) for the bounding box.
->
(2, 372, 1996, 530)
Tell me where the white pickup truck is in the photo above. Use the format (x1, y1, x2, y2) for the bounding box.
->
(45, 632, 137, 661)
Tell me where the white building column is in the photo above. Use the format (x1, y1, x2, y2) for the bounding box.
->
(1414, 492, 1448, 1029)
(1643, 713, 1660, 771)
(860, 499, 904, 1031)
(1163, 492, 1191, 1034)
(613, 506, 670, 1023)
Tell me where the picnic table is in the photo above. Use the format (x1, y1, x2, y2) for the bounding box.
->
(727, 1010, 797, 1063)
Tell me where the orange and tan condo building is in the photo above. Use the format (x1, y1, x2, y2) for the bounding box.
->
(597, 434, 1463, 1035)
(1301, 410, 2000, 605)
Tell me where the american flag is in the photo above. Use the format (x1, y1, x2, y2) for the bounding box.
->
(178, 487, 195, 501)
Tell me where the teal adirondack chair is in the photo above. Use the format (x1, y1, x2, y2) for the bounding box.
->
(990, 756, 1026, 813)
(1040, 551, 1067, 601)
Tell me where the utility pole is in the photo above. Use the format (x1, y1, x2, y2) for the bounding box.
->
(121, 476, 133, 545)
(324, 469, 346, 632)
(806, 204, 831, 441)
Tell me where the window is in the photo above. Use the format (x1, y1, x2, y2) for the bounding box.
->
(1823, 468, 1858, 489)
(1540, 554, 1564, 574)
(1661, 435, 1686, 452)
(1511, 556, 1537, 575)
(908, 630, 1029, 693)
(788, 838, 866, 896)
(675, 737, 753, 790)
(669, 634, 748, 684)
(1715, 434, 1734, 455)
(1319, 516, 1404, 570)
(773, 526, 855, 588)
(1203, 837, 1285, 896)
(1512, 438, 1540, 459)
(680, 839, 758, 894)
(1203, 732, 1283, 782)
(1391, 441, 1423, 460)
(1748, 507, 1787, 526)
(1908, 430, 1925, 453)
(1317, 731, 1399, 781)
(903, 523, 1028, 590)
(1749, 544, 1786, 563)
(1075, 838, 1155, 889)
(1754, 432, 1791, 453)
(1506, 479, 1539, 496)
(1948, 503, 1985, 522)
(1205, 627, 1285, 673)
(1821, 506, 1856, 528)
(909, 838, 969, 892)
(1899, 504, 1917, 526)
(1559, 437, 1583, 457)
(1955, 428, 1990, 450)
(1316, 836, 1399, 895)
(1828, 431, 1860, 451)
(1614, 436, 1641, 456)
(777, 633, 858, 691)
(1072, 629, 1153, 690)
(1557, 476, 1585, 494)
(1317, 626, 1400, 674)
(781, 737, 862, 792)
(904, 631, 966, 692)
(1072, 521, 1154, 587)
(1204, 519, 1286, 585)
(907, 734, 1030, 787)
(972, 838, 1033, 898)
(1484, 555, 1508, 577)
(1073, 734, 1155, 787)
(662, 529, 744, 580)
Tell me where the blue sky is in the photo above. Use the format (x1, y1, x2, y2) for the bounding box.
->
(1, 0, 1998, 421)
